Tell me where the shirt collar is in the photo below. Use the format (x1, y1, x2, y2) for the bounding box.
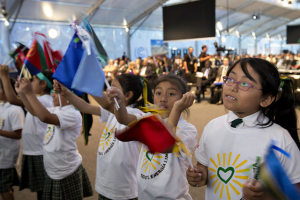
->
(227, 110, 267, 128)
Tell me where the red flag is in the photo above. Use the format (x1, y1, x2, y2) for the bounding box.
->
(24, 38, 48, 75)
(115, 115, 176, 153)
(43, 40, 62, 72)
(9, 43, 29, 72)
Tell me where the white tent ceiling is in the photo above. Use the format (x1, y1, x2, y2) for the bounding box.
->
(1, 0, 300, 38)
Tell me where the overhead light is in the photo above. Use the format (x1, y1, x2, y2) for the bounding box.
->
(48, 28, 58, 39)
(125, 27, 129, 33)
(216, 21, 223, 31)
(4, 18, 9, 26)
(252, 14, 260, 20)
(221, 36, 226, 43)
(26, 27, 30, 31)
(252, 32, 256, 39)
(236, 30, 240, 37)
(266, 33, 270, 40)
(42, 3, 53, 18)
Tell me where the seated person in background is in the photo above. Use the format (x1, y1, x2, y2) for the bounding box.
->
(126, 61, 139, 75)
(210, 57, 229, 104)
(103, 59, 117, 80)
(195, 60, 217, 103)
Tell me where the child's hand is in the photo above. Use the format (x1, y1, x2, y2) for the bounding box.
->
(0, 65, 9, 77)
(186, 162, 207, 187)
(107, 86, 125, 106)
(53, 80, 68, 96)
(19, 78, 33, 94)
(173, 92, 195, 112)
(242, 179, 265, 200)
(14, 79, 22, 94)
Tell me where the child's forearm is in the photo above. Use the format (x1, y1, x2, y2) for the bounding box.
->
(114, 103, 137, 125)
(0, 129, 22, 139)
(18, 92, 36, 115)
(1, 75, 23, 106)
(25, 92, 60, 125)
(167, 106, 181, 132)
(62, 90, 100, 116)
(92, 94, 114, 113)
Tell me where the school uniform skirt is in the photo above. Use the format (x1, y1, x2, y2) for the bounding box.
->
(43, 164, 93, 200)
(20, 155, 45, 192)
(0, 168, 19, 193)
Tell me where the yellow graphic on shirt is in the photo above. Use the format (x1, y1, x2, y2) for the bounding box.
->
(43, 124, 55, 145)
(140, 149, 168, 179)
(0, 117, 3, 129)
(209, 153, 250, 200)
(98, 125, 116, 155)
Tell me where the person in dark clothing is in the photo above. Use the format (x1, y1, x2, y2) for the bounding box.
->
(199, 45, 211, 72)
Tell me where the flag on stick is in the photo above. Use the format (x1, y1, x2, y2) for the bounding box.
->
(259, 144, 300, 200)
(116, 115, 176, 153)
(52, 33, 84, 96)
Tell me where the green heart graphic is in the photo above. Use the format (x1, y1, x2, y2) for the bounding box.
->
(146, 151, 153, 161)
(105, 132, 111, 140)
(217, 167, 235, 184)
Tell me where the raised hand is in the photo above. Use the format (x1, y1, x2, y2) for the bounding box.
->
(173, 92, 195, 113)
(18, 78, 33, 94)
(0, 65, 9, 78)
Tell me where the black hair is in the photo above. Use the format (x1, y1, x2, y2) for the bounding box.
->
(153, 74, 189, 115)
(153, 74, 188, 95)
(38, 69, 53, 94)
(226, 58, 300, 149)
(115, 73, 144, 107)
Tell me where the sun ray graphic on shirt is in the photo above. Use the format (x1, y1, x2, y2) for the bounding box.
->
(142, 149, 163, 174)
(98, 126, 115, 151)
(209, 153, 250, 199)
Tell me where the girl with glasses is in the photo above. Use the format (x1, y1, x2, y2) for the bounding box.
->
(187, 58, 300, 200)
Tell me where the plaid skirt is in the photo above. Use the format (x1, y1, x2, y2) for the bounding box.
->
(20, 155, 45, 192)
(98, 194, 138, 200)
(43, 165, 93, 200)
(0, 168, 19, 193)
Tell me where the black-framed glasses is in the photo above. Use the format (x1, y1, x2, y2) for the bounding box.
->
(222, 76, 262, 91)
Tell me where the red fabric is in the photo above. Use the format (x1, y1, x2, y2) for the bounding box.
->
(115, 115, 176, 153)
(43, 40, 62, 72)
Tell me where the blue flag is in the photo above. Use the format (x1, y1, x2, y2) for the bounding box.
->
(71, 49, 105, 97)
(52, 33, 84, 96)
(260, 144, 300, 200)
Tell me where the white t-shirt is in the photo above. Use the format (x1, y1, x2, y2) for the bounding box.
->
(137, 117, 197, 200)
(43, 105, 82, 180)
(0, 102, 25, 169)
(95, 106, 144, 199)
(22, 94, 53, 155)
(195, 111, 300, 200)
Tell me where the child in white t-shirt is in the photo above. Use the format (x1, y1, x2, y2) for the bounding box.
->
(187, 58, 300, 200)
(110, 74, 197, 199)
(16, 78, 93, 200)
(0, 65, 53, 200)
(0, 78, 25, 200)
(56, 74, 147, 200)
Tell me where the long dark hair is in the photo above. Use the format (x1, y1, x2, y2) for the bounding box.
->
(226, 58, 300, 149)
(115, 73, 144, 107)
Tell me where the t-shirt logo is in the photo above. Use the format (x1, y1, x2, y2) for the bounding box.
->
(43, 124, 55, 145)
(98, 125, 116, 155)
(209, 153, 250, 199)
(140, 149, 168, 179)
(0, 117, 4, 129)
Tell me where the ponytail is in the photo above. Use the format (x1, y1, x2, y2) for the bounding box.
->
(270, 78, 300, 149)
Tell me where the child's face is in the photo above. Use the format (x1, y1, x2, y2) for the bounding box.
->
(154, 81, 182, 115)
(31, 76, 44, 94)
(222, 63, 265, 118)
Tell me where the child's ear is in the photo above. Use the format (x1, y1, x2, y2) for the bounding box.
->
(125, 91, 134, 103)
(260, 95, 275, 108)
(41, 80, 48, 90)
